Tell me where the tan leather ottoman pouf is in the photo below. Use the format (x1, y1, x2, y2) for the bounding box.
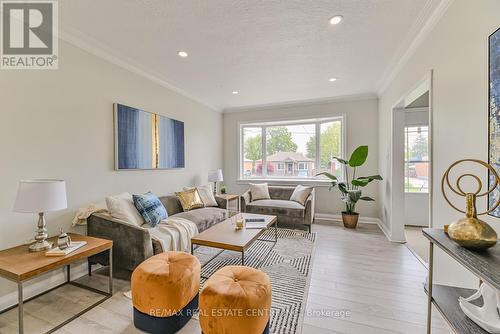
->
(199, 265, 272, 334)
(131, 251, 200, 334)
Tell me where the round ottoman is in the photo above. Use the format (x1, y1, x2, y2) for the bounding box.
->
(199, 265, 272, 334)
(131, 251, 200, 334)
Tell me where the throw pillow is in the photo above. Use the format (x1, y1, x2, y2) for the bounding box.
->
(105, 192, 145, 226)
(290, 185, 313, 205)
(176, 188, 204, 211)
(249, 183, 271, 201)
(132, 192, 168, 227)
(183, 185, 218, 207)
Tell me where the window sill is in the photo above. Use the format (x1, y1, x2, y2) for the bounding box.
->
(236, 178, 333, 187)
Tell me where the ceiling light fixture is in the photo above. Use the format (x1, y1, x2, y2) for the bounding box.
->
(232, 91, 239, 95)
(177, 51, 188, 58)
(329, 77, 337, 82)
(329, 15, 343, 25)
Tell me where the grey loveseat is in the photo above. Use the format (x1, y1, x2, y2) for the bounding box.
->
(241, 186, 315, 232)
(87, 195, 228, 278)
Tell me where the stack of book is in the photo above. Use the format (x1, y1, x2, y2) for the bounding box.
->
(45, 241, 87, 257)
(245, 218, 267, 229)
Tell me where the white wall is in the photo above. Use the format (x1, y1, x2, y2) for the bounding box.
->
(378, 0, 500, 287)
(0, 40, 222, 308)
(223, 98, 380, 218)
(404, 108, 429, 227)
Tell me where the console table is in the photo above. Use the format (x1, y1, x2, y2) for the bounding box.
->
(423, 228, 500, 334)
(0, 233, 113, 334)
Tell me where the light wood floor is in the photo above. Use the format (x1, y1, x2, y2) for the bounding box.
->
(0, 221, 450, 334)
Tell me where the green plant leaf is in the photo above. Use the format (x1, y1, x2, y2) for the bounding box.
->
(352, 179, 370, 187)
(315, 172, 338, 181)
(347, 190, 361, 204)
(333, 157, 349, 164)
(357, 174, 383, 181)
(348, 145, 368, 167)
(338, 182, 348, 194)
(360, 196, 375, 201)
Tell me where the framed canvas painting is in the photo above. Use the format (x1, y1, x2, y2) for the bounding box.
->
(489, 27, 500, 217)
(114, 103, 185, 170)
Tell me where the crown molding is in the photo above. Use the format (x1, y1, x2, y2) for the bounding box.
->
(58, 25, 221, 113)
(223, 92, 378, 113)
(376, 0, 455, 96)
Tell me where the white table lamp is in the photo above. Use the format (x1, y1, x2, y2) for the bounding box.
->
(208, 169, 224, 194)
(14, 179, 67, 252)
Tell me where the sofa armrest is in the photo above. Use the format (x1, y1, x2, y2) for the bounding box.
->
(87, 213, 154, 273)
(240, 190, 251, 212)
(304, 189, 316, 226)
(214, 195, 227, 209)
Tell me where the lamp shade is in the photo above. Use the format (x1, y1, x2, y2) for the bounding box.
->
(13, 179, 67, 213)
(208, 169, 224, 182)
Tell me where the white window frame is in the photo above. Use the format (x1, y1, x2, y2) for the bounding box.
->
(238, 115, 346, 184)
(298, 162, 307, 170)
(277, 163, 285, 170)
(404, 125, 429, 193)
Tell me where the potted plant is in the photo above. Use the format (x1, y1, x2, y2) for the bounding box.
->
(317, 145, 382, 229)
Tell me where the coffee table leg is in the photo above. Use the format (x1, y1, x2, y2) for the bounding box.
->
(18, 281, 23, 334)
(241, 251, 245, 266)
(275, 221, 278, 242)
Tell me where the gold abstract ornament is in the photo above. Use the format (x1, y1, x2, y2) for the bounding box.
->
(442, 159, 499, 250)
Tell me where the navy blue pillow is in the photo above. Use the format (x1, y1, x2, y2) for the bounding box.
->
(132, 192, 167, 227)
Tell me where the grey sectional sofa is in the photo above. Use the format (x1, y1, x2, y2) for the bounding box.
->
(241, 186, 315, 232)
(87, 195, 228, 278)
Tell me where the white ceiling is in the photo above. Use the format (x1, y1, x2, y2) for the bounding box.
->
(59, 0, 441, 111)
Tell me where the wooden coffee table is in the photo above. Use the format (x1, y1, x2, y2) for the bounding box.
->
(191, 213, 277, 266)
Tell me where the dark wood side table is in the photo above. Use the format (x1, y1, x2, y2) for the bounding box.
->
(0, 233, 113, 334)
(423, 228, 500, 334)
(217, 194, 241, 211)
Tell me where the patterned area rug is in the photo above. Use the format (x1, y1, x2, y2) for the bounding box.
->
(193, 228, 316, 334)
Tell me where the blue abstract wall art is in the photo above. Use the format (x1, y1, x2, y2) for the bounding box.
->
(114, 103, 185, 170)
(488, 27, 500, 217)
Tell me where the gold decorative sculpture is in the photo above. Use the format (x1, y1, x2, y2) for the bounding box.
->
(441, 159, 499, 250)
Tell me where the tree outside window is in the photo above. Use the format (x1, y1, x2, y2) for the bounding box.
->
(404, 126, 429, 193)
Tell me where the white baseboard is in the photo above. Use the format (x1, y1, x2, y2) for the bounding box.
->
(0, 261, 88, 312)
(315, 213, 404, 243)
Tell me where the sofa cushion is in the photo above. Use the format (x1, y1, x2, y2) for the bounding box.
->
(246, 199, 305, 218)
(105, 192, 145, 227)
(133, 192, 168, 227)
(176, 188, 204, 211)
(290, 185, 313, 205)
(184, 185, 218, 207)
(172, 207, 228, 232)
(249, 183, 271, 201)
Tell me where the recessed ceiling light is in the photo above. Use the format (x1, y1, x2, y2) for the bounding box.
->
(232, 91, 239, 95)
(177, 51, 188, 58)
(329, 15, 343, 25)
(329, 78, 337, 82)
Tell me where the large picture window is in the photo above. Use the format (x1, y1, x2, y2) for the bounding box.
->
(404, 126, 429, 193)
(240, 116, 345, 180)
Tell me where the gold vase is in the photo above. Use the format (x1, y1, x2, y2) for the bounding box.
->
(447, 193, 497, 250)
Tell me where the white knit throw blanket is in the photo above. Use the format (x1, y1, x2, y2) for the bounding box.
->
(147, 217, 198, 253)
(72, 204, 108, 226)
